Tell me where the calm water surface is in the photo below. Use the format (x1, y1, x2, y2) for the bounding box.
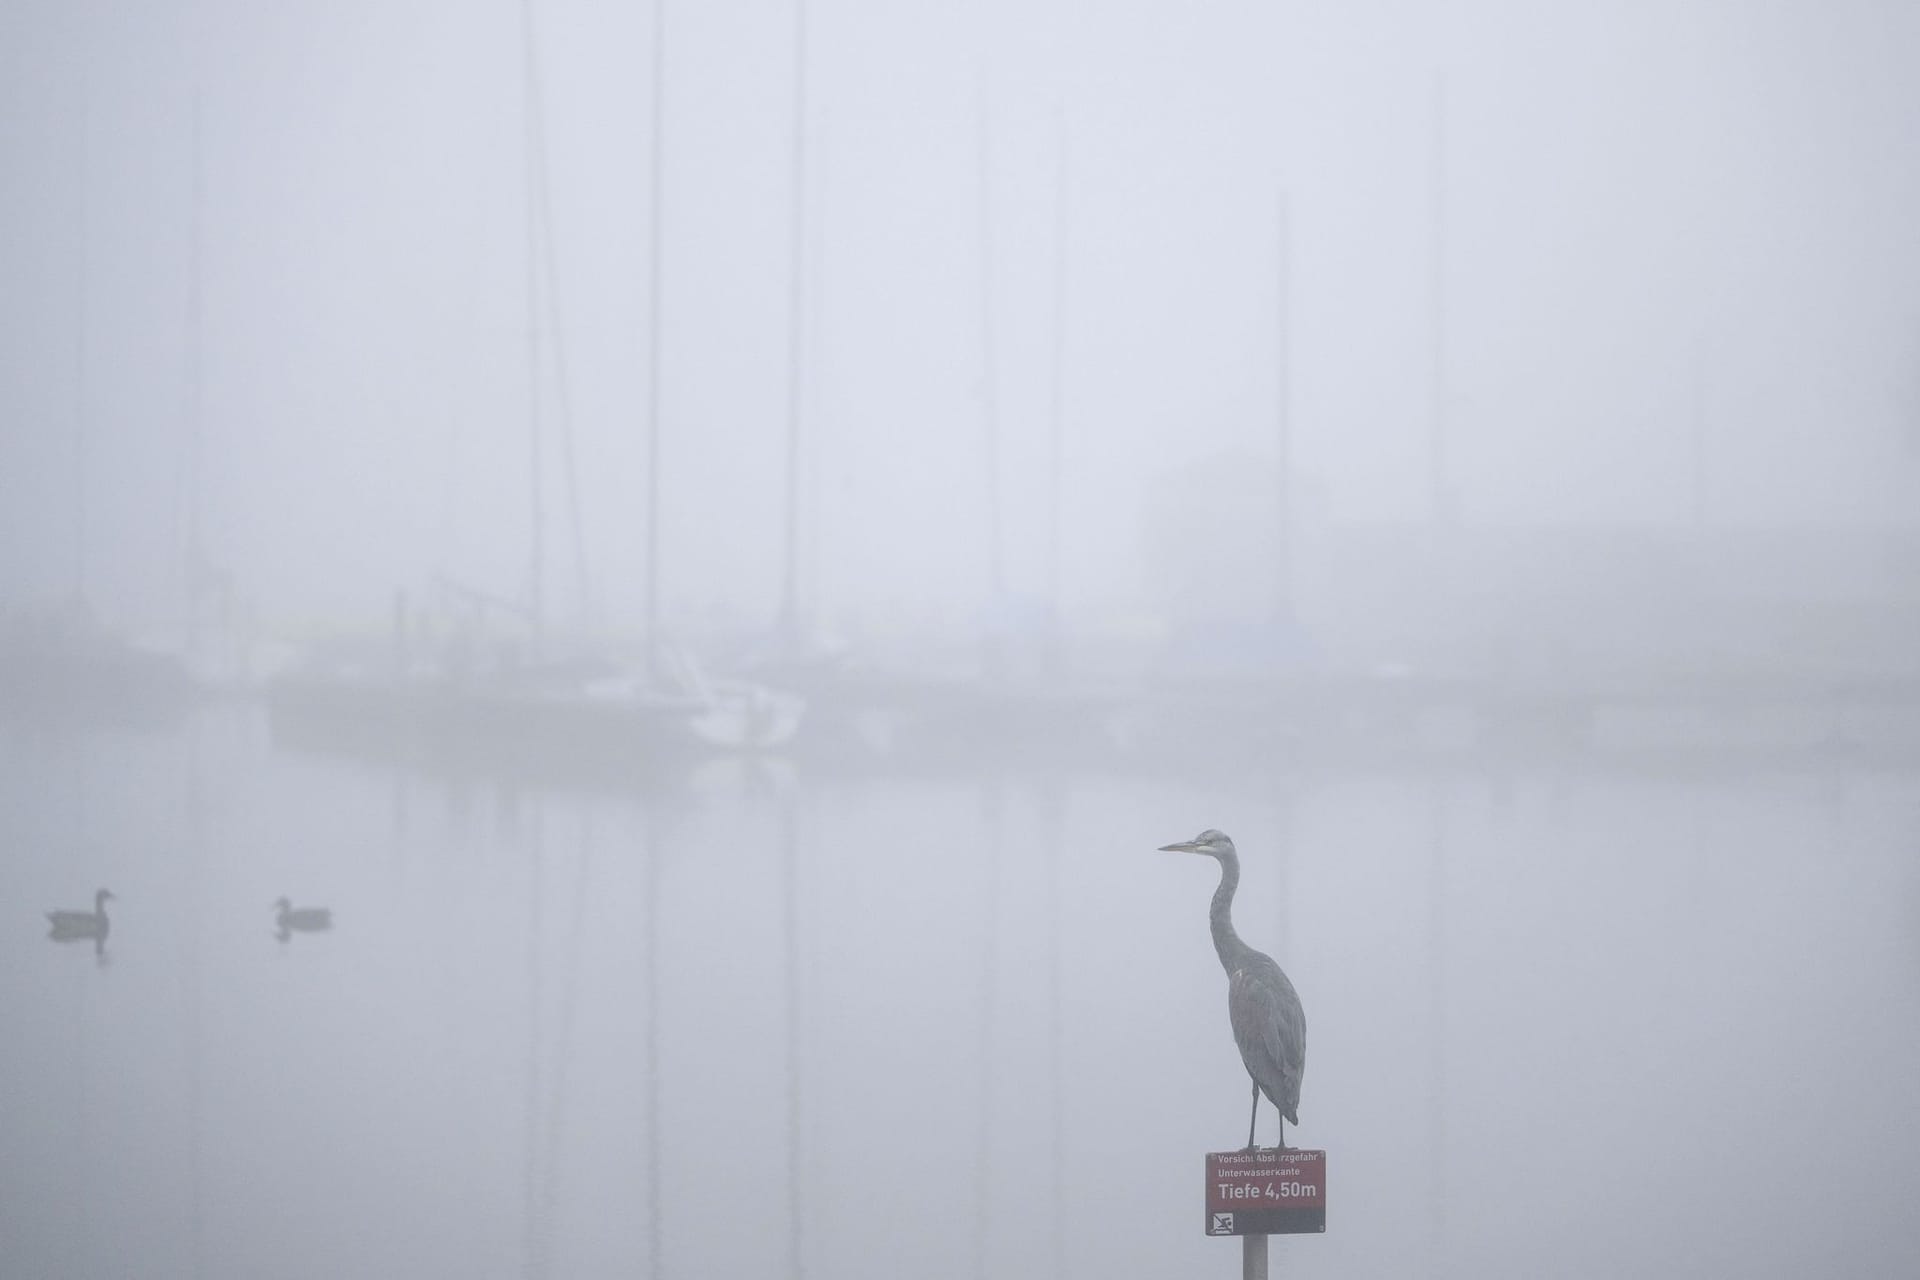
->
(3, 708, 1917, 1277)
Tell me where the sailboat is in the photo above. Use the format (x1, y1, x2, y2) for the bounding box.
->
(266, 0, 802, 777)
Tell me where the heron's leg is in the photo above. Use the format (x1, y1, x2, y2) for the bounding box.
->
(1246, 1080, 1260, 1151)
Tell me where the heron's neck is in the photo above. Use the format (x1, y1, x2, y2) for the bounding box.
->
(1209, 852, 1254, 974)
(94, 892, 109, 916)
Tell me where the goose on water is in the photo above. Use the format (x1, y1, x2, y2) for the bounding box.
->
(47, 888, 113, 943)
(274, 897, 333, 938)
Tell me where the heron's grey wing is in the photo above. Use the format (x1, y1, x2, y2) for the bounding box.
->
(1228, 962, 1307, 1120)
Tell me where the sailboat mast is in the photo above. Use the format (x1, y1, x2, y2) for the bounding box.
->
(975, 78, 1005, 608)
(1275, 191, 1293, 615)
(778, 0, 808, 639)
(1428, 73, 1449, 527)
(1690, 330, 1709, 525)
(1045, 128, 1067, 639)
(644, 0, 666, 680)
(184, 95, 205, 657)
(520, 0, 546, 645)
(73, 63, 90, 606)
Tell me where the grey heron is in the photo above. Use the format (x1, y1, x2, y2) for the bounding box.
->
(1160, 829, 1305, 1150)
(46, 888, 113, 944)
(274, 897, 333, 940)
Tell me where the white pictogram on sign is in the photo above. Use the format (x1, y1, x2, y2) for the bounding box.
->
(1209, 1213, 1234, 1235)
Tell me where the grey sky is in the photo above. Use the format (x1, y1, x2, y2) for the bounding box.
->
(3, 0, 1917, 636)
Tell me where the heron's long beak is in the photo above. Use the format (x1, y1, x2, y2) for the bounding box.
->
(1159, 840, 1202, 853)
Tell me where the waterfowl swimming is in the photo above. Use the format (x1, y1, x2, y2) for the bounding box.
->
(47, 888, 113, 943)
(274, 897, 332, 938)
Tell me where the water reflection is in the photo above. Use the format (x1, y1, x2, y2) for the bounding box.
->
(971, 781, 1002, 1280)
(1426, 782, 1448, 1262)
(5, 707, 1919, 1277)
(781, 787, 807, 1280)
(1037, 780, 1067, 1280)
(522, 800, 547, 1279)
(644, 802, 661, 1280)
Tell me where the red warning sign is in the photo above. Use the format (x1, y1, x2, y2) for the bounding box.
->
(1204, 1148, 1326, 1236)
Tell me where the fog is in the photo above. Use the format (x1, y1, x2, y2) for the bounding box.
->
(3, 1, 1919, 1277)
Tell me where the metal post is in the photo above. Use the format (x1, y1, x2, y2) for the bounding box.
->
(1243, 1232, 1269, 1279)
